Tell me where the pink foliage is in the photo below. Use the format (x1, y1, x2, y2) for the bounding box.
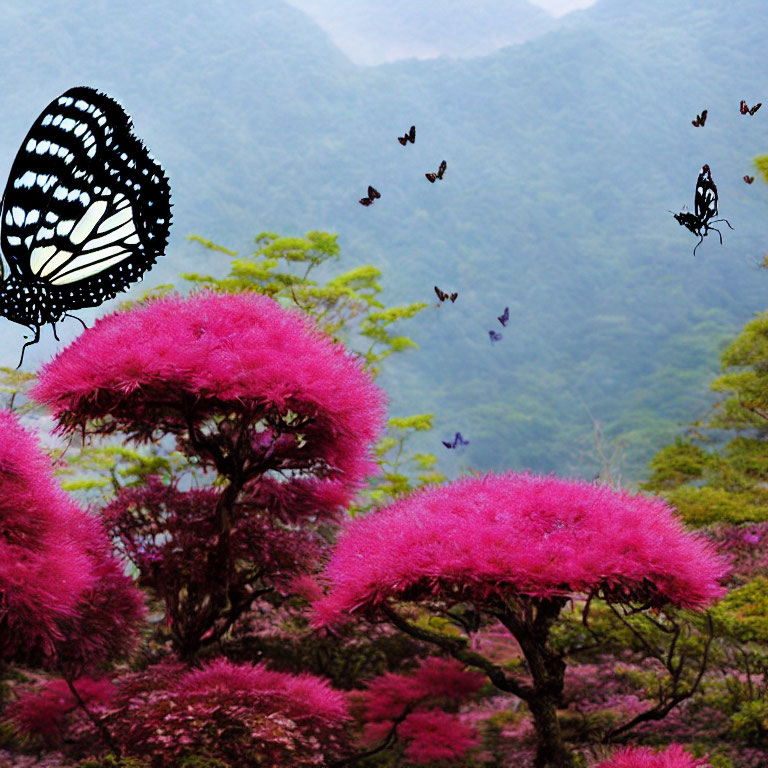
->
(358, 657, 483, 764)
(8, 677, 114, 747)
(0, 410, 144, 669)
(109, 657, 348, 767)
(32, 291, 386, 495)
(314, 473, 729, 625)
(593, 744, 712, 767)
(361, 657, 484, 721)
(399, 709, 481, 764)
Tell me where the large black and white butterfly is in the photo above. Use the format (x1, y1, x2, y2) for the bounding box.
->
(0, 86, 171, 364)
(671, 164, 732, 256)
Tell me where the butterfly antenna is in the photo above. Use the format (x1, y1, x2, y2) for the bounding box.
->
(16, 325, 41, 369)
(64, 312, 88, 330)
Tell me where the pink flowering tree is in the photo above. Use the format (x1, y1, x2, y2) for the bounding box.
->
(0, 409, 145, 755)
(31, 291, 386, 661)
(314, 472, 729, 768)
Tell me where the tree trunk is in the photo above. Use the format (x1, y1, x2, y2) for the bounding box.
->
(528, 694, 576, 768)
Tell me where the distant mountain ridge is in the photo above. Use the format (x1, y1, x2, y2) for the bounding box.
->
(0, 0, 767, 479)
(282, 0, 555, 64)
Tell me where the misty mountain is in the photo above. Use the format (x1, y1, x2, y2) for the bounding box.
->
(0, 0, 767, 479)
(282, 0, 555, 64)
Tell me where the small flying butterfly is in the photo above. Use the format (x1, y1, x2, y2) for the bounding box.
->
(359, 185, 381, 206)
(442, 432, 469, 449)
(498, 306, 509, 327)
(489, 330, 502, 343)
(740, 100, 762, 115)
(397, 125, 415, 146)
(426, 160, 447, 183)
(744, 175, 755, 184)
(691, 109, 707, 127)
(434, 285, 458, 303)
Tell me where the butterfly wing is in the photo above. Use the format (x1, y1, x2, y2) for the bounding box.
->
(449, 292, 458, 302)
(437, 160, 446, 179)
(744, 176, 755, 184)
(0, 87, 171, 310)
(456, 432, 468, 446)
(397, 135, 407, 146)
(442, 440, 452, 449)
(741, 100, 748, 114)
(359, 198, 373, 206)
(434, 285, 446, 301)
(425, 173, 437, 183)
(368, 186, 381, 199)
(694, 165, 717, 224)
(498, 306, 509, 326)
(751, 102, 762, 115)
(408, 125, 415, 143)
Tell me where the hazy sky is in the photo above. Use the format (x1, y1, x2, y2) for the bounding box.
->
(530, 0, 597, 16)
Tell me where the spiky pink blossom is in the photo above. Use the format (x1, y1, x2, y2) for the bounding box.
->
(314, 473, 729, 625)
(31, 291, 386, 495)
(593, 744, 712, 767)
(0, 410, 144, 669)
(108, 657, 348, 767)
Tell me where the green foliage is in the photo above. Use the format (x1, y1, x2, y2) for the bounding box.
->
(755, 154, 768, 186)
(729, 698, 768, 746)
(0, 367, 39, 416)
(712, 577, 768, 643)
(184, 231, 428, 375)
(357, 414, 446, 511)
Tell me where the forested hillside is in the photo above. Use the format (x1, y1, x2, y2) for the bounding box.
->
(0, 0, 766, 478)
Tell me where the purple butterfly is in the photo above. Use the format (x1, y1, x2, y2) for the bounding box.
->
(442, 432, 469, 449)
(489, 330, 502, 343)
(498, 307, 509, 327)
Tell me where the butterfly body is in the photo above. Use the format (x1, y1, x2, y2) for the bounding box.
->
(426, 160, 447, 183)
(672, 164, 732, 255)
(397, 125, 415, 146)
(442, 432, 468, 449)
(489, 330, 502, 343)
(0, 86, 171, 362)
(691, 109, 707, 127)
(359, 185, 381, 206)
(740, 100, 762, 115)
(434, 285, 458, 303)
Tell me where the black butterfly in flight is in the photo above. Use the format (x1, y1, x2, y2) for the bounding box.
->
(425, 160, 447, 183)
(359, 186, 381, 206)
(671, 164, 732, 256)
(442, 432, 469, 449)
(434, 285, 458, 303)
(744, 175, 755, 184)
(498, 306, 509, 327)
(691, 109, 707, 127)
(398, 125, 415, 146)
(0, 86, 172, 366)
(489, 330, 502, 343)
(740, 100, 762, 116)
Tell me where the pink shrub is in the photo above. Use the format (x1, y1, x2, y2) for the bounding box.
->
(314, 472, 729, 625)
(0, 411, 144, 669)
(593, 744, 712, 767)
(399, 709, 481, 764)
(357, 657, 483, 764)
(7, 677, 114, 747)
(108, 657, 349, 767)
(31, 291, 386, 496)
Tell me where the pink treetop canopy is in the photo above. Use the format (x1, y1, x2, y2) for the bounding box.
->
(314, 473, 729, 625)
(32, 291, 386, 490)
